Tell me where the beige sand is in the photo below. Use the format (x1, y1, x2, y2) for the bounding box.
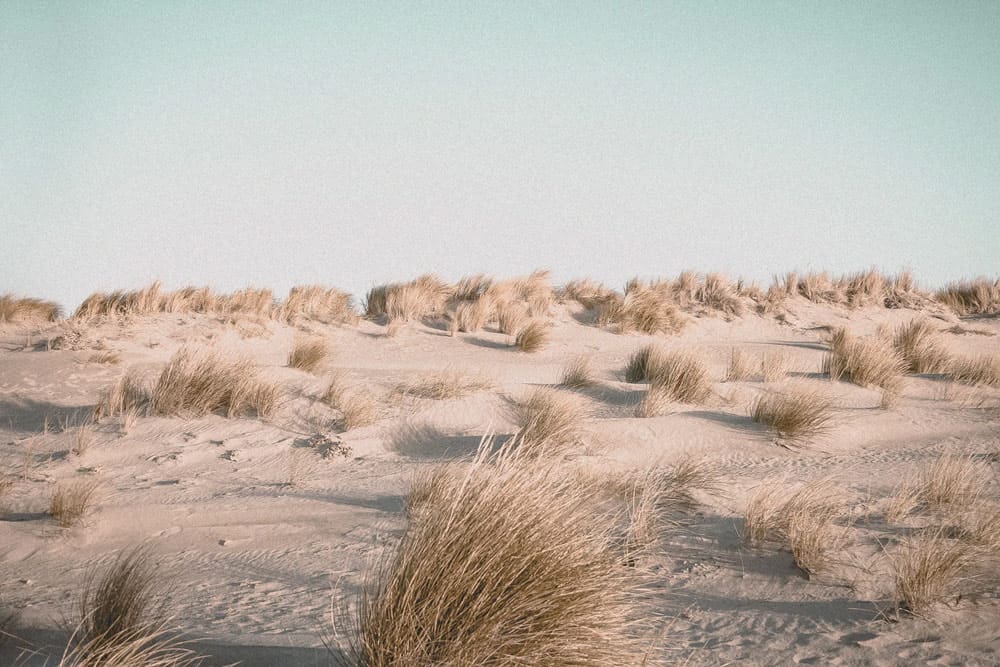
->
(1, 296, 998, 665)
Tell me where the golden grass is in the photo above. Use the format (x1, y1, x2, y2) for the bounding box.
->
(0, 294, 62, 323)
(634, 384, 673, 418)
(624, 344, 660, 383)
(935, 277, 1000, 315)
(322, 375, 379, 431)
(87, 351, 121, 365)
(495, 301, 528, 335)
(514, 319, 548, 352)
(60, 546, 203, 667)
(364, 274, 452, 323)
(69, 420, 96, 457)
(287, 338, 330, 374)
(93, 372, 148, 421)
(0, 475, 13, 513)
(890, 529, 979, 616)
(394, 370, 491, 400)
(449, 299, 491, 334)
(823, 329, 906, 400)
(50, 479, 100, 527)
(887, 452, 991, 522)
(280, 285, 357, 324)
(560, 279, 620, 311)
(892, 319, 951, 374)
(599, 287, 685, 335)
(743, 479, 840, 547)
(646, 350, 712, 404)
(560, 355, 595, 388)
(695, 273, 744, 316)
(760, 351, 789, 382)
(749, 389, 834, 444)
(510, 387, 585, 456)
(343, 442, 643, 665)
(149, 348, 278, 419)
(724, 348, 755, 382)
(947, 354, 1000, 387)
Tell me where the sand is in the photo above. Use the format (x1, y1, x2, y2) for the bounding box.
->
(1, 296, 998, 665)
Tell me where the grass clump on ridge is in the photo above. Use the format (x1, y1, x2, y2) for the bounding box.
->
(341, 441, 644, 666)
(750, 389, 834, 445)
(0, 294, 61, 323)
(892, 319, 951, 374)
(287, 338, 330, 374)
(509, 387, 586, 456)
(149, 347, 278, 419)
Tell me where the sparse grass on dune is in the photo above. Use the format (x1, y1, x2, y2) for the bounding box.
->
(892, 319, 951, 374)
(50, 479, 100, 527)
(93, 372, 148, 421)
(60, 546, 204, 667)
(634, 384, 673, 418)
(287, 338, 330, 374)
(624, 344, 661, 383)
(772, 269, 924, 308)
(394, 370, 491, 400)
(760, 351, 789, 382)
(364, 274, 452, 323)
(750, 389, 834, 444)
(725, 348, 755, 382)
(510, 387, 585, 456)
(560, 355, 595, 388)
(887, 452, 992, 523)
(935, 277, 1000, 315)
(495, 301, 528, 335)
(514, 319, 548, 352)
(947, 354, 1000, 387)
(0, 294, 62, 323)
(343, 442, 643, 666)
(646, 350, 712, 404)
(280, 285, 357, 324)
(823, 328, 906, 403)
(890, 529, 980, 616)
(149, 348, 278, 419)
(322, 375, 379, 431)
(599, 288, 685, 335)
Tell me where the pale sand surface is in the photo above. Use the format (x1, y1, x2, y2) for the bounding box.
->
(1, 300, 998, 665)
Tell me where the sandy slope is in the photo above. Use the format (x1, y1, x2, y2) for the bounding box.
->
(1, 300, 998, 666)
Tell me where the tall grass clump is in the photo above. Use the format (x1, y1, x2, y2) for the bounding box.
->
(935, 277, 1000, 315)
(0, 294, 62, 323)
(890, 529, 979, 616)
(646, 350, 712, 404)
(281, 285, 357, 324)
(50, 479, 100, 527)
(510, 388, 585, 456)
(947, 355, 1000, 387)
(394, 371, 492, 400)
(93, 372, 148, 421)
(341, 442, 643, 665)
(560, 355, 595, 388)
(60, 546, 204, 667)
(624, 344, 661, 383)
(823, 329, 906, 401)
(514, 319, 548, 352)
(725, 348, 755, 382)
(323, 375, 379, 431)
(364, 274, 451, 323)
(149, 348, 278, 419)
(598, 286, 685, 335)
(750, 389, 834, 445)
(287, 338, 330, 374)
(892, 319, 951, 374)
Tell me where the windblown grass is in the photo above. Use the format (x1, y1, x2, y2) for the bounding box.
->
(50, 479, 100, 527)
(514, 319, 548, 352)
(287, 338, 330, 374)
(510, 388, 585, 456)
(280, 285, 357, 324)
(149, 348, 278, 419)
(634, 384, 673, 418)
(560, 355, 595, 388)
(743, 479, 840, 547)
(890, 529, 979, 616)
(760, 352, 789, 382)
(646, 350, 712, 404)
(892, 319, 951, 374)
(93, 372, 148, 421)
(60, 546, 203, 667)
(342, 442, 643, 665)
(394, 371, 491, 400)
(750, 389, 834, 444)
(725, 348, 756, 382)
(947, 354, 1000, 387)
(935, 277, 1000, 315)
(323, 375, 379, 431)
(624, 344, 660, 383)
(823, 329, 906, 402)
(0, 294, 61, 323)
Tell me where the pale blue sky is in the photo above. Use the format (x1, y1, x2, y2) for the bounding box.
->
(2, 1, 998, 311)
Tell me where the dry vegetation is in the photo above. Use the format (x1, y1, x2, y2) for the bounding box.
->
(935, 277, 1000, 315)
(50, 479, 100, 527)
(59, 547, 204, 667)
(509, 388, 585, 456)
(760, 351, 789, 382)
(560, 355, 596, 388)
(342, 443, 643, 665)
(322, 375, 379, 431)
(0, 294, 61, 323)
(889, 452, 991, 521)
(750, 389, 834, 444)
(514, 319, 548, 352)
(890, 530, 979, 616)
(646, 350, 712, 404)
(286, 337, 329, 374)
(394, 370, 491, 400)
(892, 319, 951, 374)
(947, 354, 1000, 387)
(150, 348, 278, 419)
(823, 328, 906, 404)
(725, 348, 756, 382)
(93, 372, 148, 421)
(624, 344, 660, 383)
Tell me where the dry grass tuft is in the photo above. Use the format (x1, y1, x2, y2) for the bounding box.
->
(760, 352, 789, 382)
(281, 285, 357, 324)
(495, 301, 528, 335)
(510, 388, 585, 456)
(599, 286, 685, 335)
(634, 384, 673, 418)
(750, 389, 834, 444)
(646, 350, 712, 404)
(287, 338, 330, 374)
(935, 277, 1000, 315)
(0, 475, 13, 513)
(364, 274, 451, 324)
(93, 372, 148, 421)
(60, 546, 203, 667)
(725, 348, 756, 382)
(322, 375, 379, 431)
(514, 319, 549, 352)
(150, 348, 278, 419)
(343, 442, 643, 665)
(743, 479, 840, 548)
(888, 452, 991, 521)
(624, 344, 660, 383)
(560, 355, 595, 388)
(69, 420, 96, 457)
(0, 294, 62, 322)
(823, 329, 906, 401)
(50, 479, 100, 527)
(87, 351, 121, 365)
(947, 354, 1000, 387)
(890, 529, 979, 616)
(892, 319, 951, 374)
(394, 371, 492, 400)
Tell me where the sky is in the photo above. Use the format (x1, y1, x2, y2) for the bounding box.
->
(2, 1, 998, 312)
